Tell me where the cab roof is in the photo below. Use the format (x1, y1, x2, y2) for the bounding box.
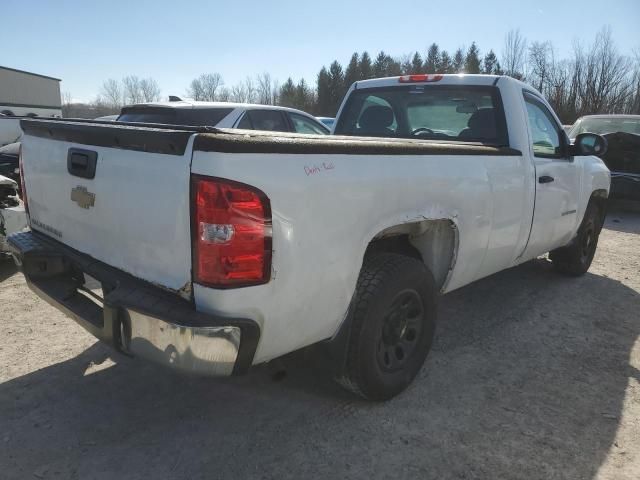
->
(350, 74, 534, 92)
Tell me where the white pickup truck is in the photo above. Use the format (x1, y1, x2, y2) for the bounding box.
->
(8, 74, 610, 400)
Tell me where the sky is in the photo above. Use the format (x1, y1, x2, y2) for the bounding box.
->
(2, 0, 638, 102)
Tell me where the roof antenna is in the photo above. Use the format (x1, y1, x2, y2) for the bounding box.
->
(169, 95, 182, 102)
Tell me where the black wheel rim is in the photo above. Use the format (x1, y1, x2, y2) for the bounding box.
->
(376, 289, 424, 373)
(580, 221, 596, 263)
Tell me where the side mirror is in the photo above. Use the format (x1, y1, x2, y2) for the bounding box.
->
(570, 132, 607, 157)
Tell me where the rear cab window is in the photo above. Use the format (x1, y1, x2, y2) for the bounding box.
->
(334, 85, 508, 145)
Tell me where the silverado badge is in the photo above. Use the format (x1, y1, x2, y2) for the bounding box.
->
(70, 186, 95, 209)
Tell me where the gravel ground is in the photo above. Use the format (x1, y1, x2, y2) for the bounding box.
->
(0, 202, 639, 480)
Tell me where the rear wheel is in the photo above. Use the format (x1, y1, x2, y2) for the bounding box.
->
(337, 253, 437, 401)
(550, 202, 602, 276)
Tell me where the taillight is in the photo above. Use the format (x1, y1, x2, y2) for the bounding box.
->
(191, 175, 272, 288)
(18, 144, 29, 217)
(398, 74, 444, 83)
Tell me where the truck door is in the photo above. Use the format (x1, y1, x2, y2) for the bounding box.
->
(521, 91, 581, 259)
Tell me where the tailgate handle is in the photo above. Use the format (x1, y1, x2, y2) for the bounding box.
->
(67, 148, 97, 179)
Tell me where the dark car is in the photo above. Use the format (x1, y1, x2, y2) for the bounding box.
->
(0, 142, 19, 186)
(568, 115, 640, 200)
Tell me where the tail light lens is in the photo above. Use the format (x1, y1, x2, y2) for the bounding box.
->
(192, 175, 272, 288)
(18, 144, 29, 216)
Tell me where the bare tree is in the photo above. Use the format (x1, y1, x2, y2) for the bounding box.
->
(61, 91, 73, 117)
(256, 72, 275, 104)
(528, 41, 553, 92)
(230, 83, 247, 103)
(627, 48, 640, 114)
(502, 29, 527, 79)
(579, 27, 632, 114)
(244, 77, 256, 103)
(217, 86, 231, 102)
(99, 78, 124, 109)
(187, 73, 224, 101)
(203, 73, 224, 101)
(122, 76, 144, 104)
(271, 78, 280, 106)
(140, 78, 161, 102)
(187, 77, 205, 101)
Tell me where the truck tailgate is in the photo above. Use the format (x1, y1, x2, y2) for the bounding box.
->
(20, 120, 196, 293)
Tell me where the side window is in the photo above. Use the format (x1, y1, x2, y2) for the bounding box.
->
(524, 94, 563, 157)
(289, 113, 328, 134)
(244, 110, 289, 132)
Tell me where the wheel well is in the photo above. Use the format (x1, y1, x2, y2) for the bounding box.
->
(590, 189, 608, 232)
(365, 219, 457, 291)
(365, 235, 421, 261)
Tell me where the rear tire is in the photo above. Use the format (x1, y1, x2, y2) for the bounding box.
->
(336, 253, 437, 401)
(550, 202, 602, 276)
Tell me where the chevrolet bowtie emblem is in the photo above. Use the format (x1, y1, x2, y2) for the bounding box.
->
(70, 186, 95, 209)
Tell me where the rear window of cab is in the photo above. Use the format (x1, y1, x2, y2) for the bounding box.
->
(334, 85, 508, 145)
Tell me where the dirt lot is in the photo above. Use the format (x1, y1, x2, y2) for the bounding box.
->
(1, 203, 639, 480)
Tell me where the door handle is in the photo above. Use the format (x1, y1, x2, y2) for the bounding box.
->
(538, 175, 554, 184)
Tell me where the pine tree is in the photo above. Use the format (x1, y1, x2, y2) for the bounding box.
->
(482, 50, 499, 74)
(387, 58, 402, 76)
(425, 43, 440, 73)
(465, 42, 481, 74)
(438, 50, 453, 73)
(373, 51, 390, 77)
(359, 51, 373, 80)
(344, 53, 361, 90)
(410, 52, 423, 74)
(316, 67, 332, 116)
(327, 60, 345, 115)
(295, 79, 313, 112)
(401, 55, 413, 75)
(278, 77, 296, 107)
(453, 48, 465, 73)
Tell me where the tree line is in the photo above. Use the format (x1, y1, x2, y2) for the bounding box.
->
(63, 27, 639, 123)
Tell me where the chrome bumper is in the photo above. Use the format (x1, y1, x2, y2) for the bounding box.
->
(124, 309, 241, 376)
(7, 231, 259, 376)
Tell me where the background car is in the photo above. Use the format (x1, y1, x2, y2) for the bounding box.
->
(0, 142, 19, 185)
(567, 114, 640, 140)
(94, 115, 119, 121)
(568, 115, 640, 200)
(117, 101, 330, 135)
(316, 116, 335, 130)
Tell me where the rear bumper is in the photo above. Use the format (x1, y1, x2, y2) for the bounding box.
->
(6, 230, 259, 376)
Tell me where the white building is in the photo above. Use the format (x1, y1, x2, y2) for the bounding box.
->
(0, 66, 61, 117)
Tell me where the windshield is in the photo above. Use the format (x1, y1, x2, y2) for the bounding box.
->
(118, 107, 233, 127)
(334, 85, 508, 144)
(568, 117, 640, 137)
